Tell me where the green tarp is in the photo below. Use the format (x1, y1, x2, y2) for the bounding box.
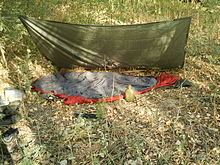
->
(19, 16, 191, 69)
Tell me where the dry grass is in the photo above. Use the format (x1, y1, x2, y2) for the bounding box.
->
(0, 0, 220, 164)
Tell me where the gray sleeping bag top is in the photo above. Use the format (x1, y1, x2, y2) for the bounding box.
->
(32, 72, 158, 99)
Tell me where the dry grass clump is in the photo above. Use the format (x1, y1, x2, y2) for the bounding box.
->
(0, 0, 219, 164)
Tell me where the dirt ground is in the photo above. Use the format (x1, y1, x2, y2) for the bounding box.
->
(1, 56, 219, 164)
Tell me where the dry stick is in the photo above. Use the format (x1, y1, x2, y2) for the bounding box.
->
(110, 75, 115, 102)
(213, 93, 218, 121)
(0, 145, 4, 164)
(0, 45, 7, 69)
(88, 122, 94, 163)
(103, 54, 107, 72)
(16, 137, 25, 156)
(68, 141, 74, 162)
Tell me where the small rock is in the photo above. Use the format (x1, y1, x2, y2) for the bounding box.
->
(175, 140, 181, 145)
(60, 159, 68, 165)
(134, 157, 143, 165)
(124, 158, 143, 165)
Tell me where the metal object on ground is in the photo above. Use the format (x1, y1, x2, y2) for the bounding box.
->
(125, 85, 136, 102)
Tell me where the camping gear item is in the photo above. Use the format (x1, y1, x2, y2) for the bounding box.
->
(32, 72, 180, 104)
(0, 114, 22, 127)
(125, 85, 136, 102)
(19, 16, 191, 69)
(2, 128, 19, 143)
(0, 88, 24, 127)
(0, 88, 24, 108)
